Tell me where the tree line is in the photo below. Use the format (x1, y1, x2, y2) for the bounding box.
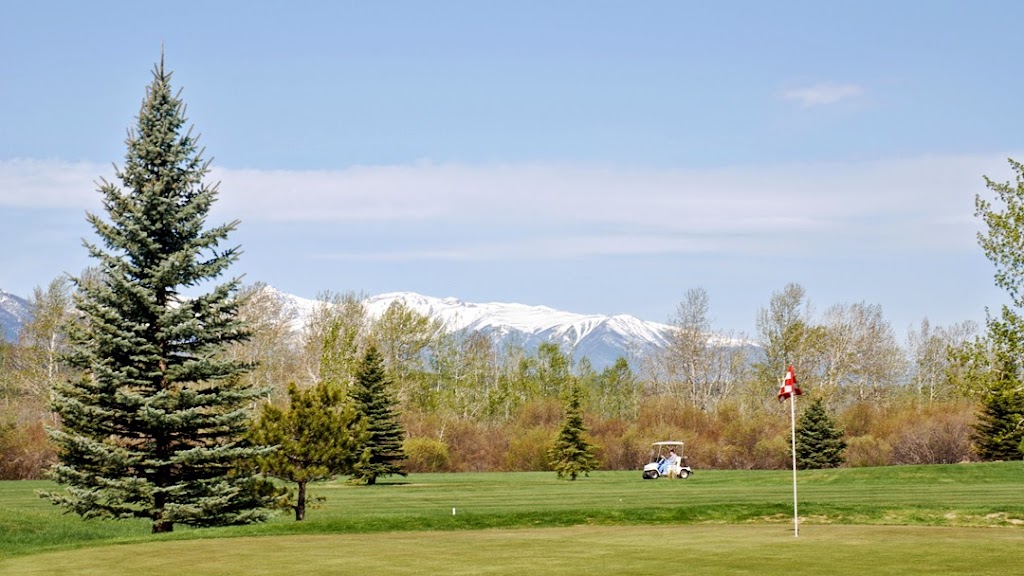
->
(2, 57, 1023, 532)
(3, 270, 1013, 479)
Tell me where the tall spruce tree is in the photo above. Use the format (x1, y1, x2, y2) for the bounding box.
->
(349, 346, 406, 485)
(548, 384, 599, 480)
(45, 57, 274, 532)
(795, 398, 846, 469)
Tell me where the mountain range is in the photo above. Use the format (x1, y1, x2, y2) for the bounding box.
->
(0, 290, 31, 342)
(264, 288, 675, 369)
(0, 286, 744, 370)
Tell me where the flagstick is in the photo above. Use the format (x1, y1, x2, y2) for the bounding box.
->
(789, 392, 799, 538)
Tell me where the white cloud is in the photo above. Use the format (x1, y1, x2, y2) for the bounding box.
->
(2, 153, 1016, 262)
(0, 158, 109, 209)
(781, 83, 864, 106)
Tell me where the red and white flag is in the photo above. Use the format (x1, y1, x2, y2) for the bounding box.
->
(777, 364, 802, 401)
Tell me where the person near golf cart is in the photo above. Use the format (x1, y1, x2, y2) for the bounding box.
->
(668, 449, 680, 466)
(655, 452, 678, 476)
(642, 441, 692, 479)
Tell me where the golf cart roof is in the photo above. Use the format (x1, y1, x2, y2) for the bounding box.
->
(652, 441, 684, 447)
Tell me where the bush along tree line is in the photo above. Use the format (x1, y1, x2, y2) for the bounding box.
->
(1, 61, 1023, 502)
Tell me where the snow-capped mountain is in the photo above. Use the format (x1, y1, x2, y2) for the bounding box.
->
(266, 288, 674, 370)
(0, 285, 753, 370)
(0, 290, 31, 342)
(366, 291, 675, 369)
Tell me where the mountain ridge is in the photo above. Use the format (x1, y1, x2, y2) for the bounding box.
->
(263, 288, 676, 369)
(0, 290, 31, 342)
(1, 286, 753, 370)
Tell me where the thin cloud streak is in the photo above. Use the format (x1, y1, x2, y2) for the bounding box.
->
(781, 82, 864, 106)
(1, 154, 1014, 262)
(310, 234, 733, 263)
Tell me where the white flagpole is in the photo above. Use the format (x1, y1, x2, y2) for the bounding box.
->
(789, 392, 799, 538)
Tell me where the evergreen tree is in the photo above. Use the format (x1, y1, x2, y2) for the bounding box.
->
(974, 388, 1024, 460)
(250, 382, 363, 520)
(548, 384, 599, 480)
(45, 57, 274, 532)
(970, 315, 1024, 460)
(795, 398, 846, 469)
(349, 346, 406, 485)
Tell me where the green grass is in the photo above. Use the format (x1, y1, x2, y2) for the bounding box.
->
(2, 462, 1022, 573)
(3, 525, 1023, 576)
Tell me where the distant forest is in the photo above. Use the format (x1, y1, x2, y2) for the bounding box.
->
(0, 275, 996, 478)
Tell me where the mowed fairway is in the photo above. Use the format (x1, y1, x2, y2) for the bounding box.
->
(2, 463, 1022, 574)
(3, 525, 1023, 576)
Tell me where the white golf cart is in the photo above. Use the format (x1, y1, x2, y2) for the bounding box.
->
(642, 441, 692, 479)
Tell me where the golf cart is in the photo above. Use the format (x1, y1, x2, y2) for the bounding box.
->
(642, 441, 692, 479)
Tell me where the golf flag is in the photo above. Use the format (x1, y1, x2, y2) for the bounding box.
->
(780, 363, 802, 537)
(777, 364, 802, 402)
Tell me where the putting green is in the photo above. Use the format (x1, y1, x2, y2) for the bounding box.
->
(2, 524, 1020, 576)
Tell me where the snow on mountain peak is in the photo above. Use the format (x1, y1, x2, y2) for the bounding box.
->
(0, 289, 32, 342)
(2, 284, 755, 369)
(360, 291, 675, 364)
(256, 287, 678, 368)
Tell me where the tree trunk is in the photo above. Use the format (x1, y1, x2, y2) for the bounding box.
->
(295, 481, 306, 521)
(152, 520, 173, 533)
(152, 491, 173, 533)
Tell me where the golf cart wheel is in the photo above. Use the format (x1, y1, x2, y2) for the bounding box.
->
(677, 469, 690, 479)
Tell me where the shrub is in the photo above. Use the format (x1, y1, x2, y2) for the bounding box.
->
(0, 419, 55, 480)
(589, 419, 645, 470)
(891, 409, 976, 464)
(504, 427, 555, 471)
(752, 436, 790, 469)
(402, 437, 451, 472)
(440, 420, 507, 472)
(844, 435, 892, 467)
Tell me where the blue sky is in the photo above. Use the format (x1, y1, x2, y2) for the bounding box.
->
(2, 1, 1022, 337)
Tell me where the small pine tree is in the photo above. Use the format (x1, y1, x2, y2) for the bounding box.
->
(973, 386, 1024, 461)
(250, 382, 363, 520)
(45, 57, 274, 532)
(349, 346, 406, 485)
(548, 384, 599, 480)
(795, 398, 847, 469)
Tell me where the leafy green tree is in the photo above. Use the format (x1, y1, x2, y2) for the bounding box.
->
(18, 276, 75, 402)
(967, 158, 1024, 460)
(591, 357, 640, 419)
(662, 287, 749, 410)
(230, 283, 305, 401)
(907, 318, 978, 404)
(548, 384, 599, 480)
(795, 398, 847, 469)
(755, 283, 826, 399)
(370, 300, 439, 408)
(429, 329, 498, 419)
(349, 346, 407, 485)
(45, 58, 274, 533)
(819, 301, 905, 403)
(535, 342, 573, 398)
(250, 382, 363, 520)
(304, 291, 368, 390)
